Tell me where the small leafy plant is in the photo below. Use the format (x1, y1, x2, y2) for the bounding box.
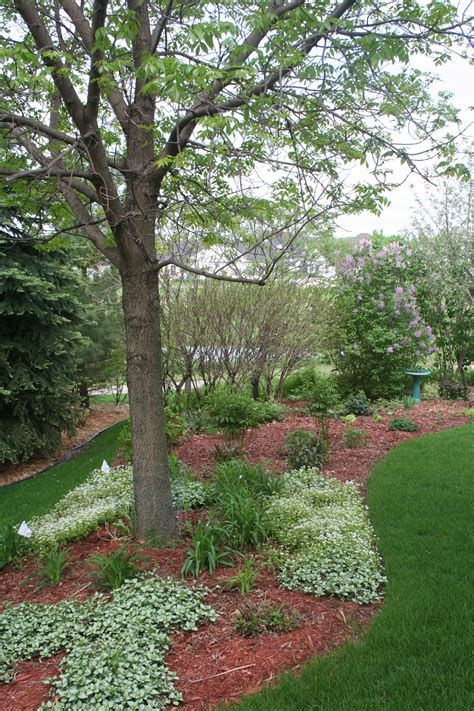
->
(388, 417, 418, 432)
(181, 521, 233, 577)
(234, 601, 301, 637)
(343, 427, 368, 449)
(438, 377, 470, 401)
(342, 390, 371, 416)
(0, 524, 21, 570)
(402, 395, 418, 409)
(213, 443, 242, 462)
(88, 545, 145, 590)
(39, 544, 70, 586)
(372, 412, 383, 423)
(284, 429, 328, 469)
(222, 559, 258, 593)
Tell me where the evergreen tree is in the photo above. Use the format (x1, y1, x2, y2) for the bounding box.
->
(0, 243, 84, 465)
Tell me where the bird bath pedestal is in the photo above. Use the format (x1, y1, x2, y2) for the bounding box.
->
(404, 369, 430, 403)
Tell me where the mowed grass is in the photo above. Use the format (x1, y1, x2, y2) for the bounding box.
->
(231, 424, 473, 711)
(0, 420, 126, 526)
(90, 392, 128, 405)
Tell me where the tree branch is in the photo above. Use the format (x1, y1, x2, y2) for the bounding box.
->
(150, 0, 174, 54)
(154, 257, 266, 285)
(85, 0, 108, 122)
(61, 0, 129, 130)
(156, 0, 356, 184)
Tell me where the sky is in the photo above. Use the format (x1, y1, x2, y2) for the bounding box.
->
(335, 53, 473, 239)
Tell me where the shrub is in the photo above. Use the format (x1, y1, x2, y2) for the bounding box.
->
(181, 521, 233, 577)
(343, 427, 368, 448)
(39, 544, 70, 586)
(388, 418, 418, 432)
(333, 240, 436, 399)
(264, 468, 386, 604)
(281, 366, 318, 398)
(305, 373, 341, 416)
(0, 576, 217, 707)
(283, 429, 328, 470)
(0, 524, 22, 570)
(88, 545, 145, 590)
(464, 369, 474, 386)
(234, 601, 301, 637)
(207, 391, 261, 450)
(183, 409, 213, 434)
(222, 559, 258, 594)
(254, 400, 286, 423)
(341, 390, 371, 416)
(438, 377, 470, 401)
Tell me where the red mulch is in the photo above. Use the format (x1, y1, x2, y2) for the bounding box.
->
(0, 396, 471, 710)
(176, 397, 473, 486)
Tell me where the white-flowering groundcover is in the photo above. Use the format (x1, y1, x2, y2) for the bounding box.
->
(29, 465, 211, 546)
(0, 576, 217, 709)
(265, 468, 386, 604)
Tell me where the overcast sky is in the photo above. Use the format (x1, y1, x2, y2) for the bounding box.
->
(335, 53, 473, 239)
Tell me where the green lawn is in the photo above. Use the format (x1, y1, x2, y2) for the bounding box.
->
(230, 424, 473, 710)
(90, 392, 128, 405)
(0, 420, 126, 526)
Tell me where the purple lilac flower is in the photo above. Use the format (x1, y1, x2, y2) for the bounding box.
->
(395, 286, 404, 295)
(387, 346, 394, 354)
(414, 329, 422, 338)
(378, 301, 385, 310)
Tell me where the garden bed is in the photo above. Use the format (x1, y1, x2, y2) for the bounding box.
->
(0, 396, 471, 710)
(175, 397, 472, 484)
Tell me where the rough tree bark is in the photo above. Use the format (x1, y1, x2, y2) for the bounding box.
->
(120, 253, 177, 540)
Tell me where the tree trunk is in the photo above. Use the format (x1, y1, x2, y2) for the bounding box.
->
(251, 373, 260, 400)
(121, 264, 177, 541)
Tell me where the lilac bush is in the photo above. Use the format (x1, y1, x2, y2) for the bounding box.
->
(332, 239, 436, 398)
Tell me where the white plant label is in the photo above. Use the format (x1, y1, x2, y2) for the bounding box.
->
(18, 521, 32, 538)
(101, 460, 111, 473)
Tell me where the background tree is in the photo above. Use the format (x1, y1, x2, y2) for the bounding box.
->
(0, 0, 470, 538)
(0, 242, 84, 466)
(409, 167, 473, 381)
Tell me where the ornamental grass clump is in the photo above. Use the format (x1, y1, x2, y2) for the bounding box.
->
(264, 469, 385, 604)
(0, 576, 217, 708)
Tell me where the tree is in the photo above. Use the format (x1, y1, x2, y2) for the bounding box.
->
(0, 242, 84, 466)
(328, 239, 435, 398)
(160, 275, 318, 399)
(409, 167, 473, 380)
(0, 0, 470, 538)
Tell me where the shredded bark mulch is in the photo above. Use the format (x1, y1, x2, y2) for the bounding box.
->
(0, 395, 472, 710)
